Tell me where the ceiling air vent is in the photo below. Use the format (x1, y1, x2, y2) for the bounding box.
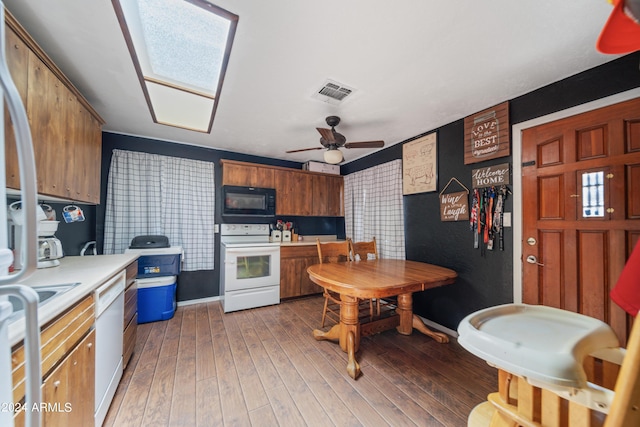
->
(312, 79, 355, 105)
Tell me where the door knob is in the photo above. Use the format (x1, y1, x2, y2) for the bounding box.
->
(526, 255, 544, 266)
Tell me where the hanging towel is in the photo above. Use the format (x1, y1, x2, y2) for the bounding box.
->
(611, 240, 640, 317)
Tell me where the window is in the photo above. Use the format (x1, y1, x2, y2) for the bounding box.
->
(344, 160, 406, 259)
(582, 170, 605, 218)
(113, 0, 238, 132)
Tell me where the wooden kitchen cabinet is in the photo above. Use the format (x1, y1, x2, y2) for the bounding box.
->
(123, 260, 138, 369)
(4, 12, 104, 204)
(222, 161, 275, 188)
(11, 294, 95, 426)
(221, 160, 344, 216)
(280, 245, 322, 298)
(41, 329, 95, 427)
(312, 174, 344, 216)
(274, 169, 313, 216)
(4, 21, 28, 190)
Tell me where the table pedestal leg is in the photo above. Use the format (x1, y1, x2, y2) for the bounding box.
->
(396, 292, 449, 343)
(312, 293, 361, 379)
(340, 295, 360, 379)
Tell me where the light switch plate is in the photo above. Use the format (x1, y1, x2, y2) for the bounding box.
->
(503, 212, 511, 227)
(214, 224, 219, 233)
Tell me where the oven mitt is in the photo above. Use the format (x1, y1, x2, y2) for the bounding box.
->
(611, 240, 640, 317)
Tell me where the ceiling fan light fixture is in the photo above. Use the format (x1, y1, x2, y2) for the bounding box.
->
(324, 148, 343, 164)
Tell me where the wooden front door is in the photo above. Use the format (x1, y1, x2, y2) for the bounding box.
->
(521, 97, 640, 345)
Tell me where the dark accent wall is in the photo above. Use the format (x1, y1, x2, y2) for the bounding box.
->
(98, 133, 343, 302)
(342, 52, 640, 331)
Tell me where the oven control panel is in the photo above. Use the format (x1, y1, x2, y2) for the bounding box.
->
(220, 223, 270, 236)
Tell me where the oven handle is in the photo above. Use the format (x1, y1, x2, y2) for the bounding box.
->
(224, 246, 281, 257)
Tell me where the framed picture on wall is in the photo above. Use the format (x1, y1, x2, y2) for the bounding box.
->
(402, 132, 437, 195)
(463, 101, 510, 164)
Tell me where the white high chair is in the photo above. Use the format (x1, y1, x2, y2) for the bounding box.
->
(458, 304, 640, 427)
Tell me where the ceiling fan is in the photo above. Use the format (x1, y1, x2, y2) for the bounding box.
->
(286, 116, 384, 164)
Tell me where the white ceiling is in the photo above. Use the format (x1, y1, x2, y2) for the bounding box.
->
(3, 0, 620, 164)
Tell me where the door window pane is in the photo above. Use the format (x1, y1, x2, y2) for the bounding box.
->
(237, 255, 271, 279)
(582, 171, 604, 218)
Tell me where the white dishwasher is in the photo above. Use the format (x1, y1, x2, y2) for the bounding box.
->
(94, 271, 125, 427)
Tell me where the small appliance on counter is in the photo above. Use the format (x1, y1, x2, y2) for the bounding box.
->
(37, 235, 63, 268)
(124, 235, 182, 323)
(9, 202, 64, 269)
(36, 220, 63, 268)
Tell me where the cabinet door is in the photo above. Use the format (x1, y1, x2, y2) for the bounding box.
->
(280, 257, 301, 298)
(313, 175, 344, 216)
(312, 175, 331, 216)
(223, 162, 274, 188)
(28, 51, 68, 197)
(275, 170, 312, 215)
(65, 97, 101, 203)
(67, 330, 95, 426)
(300, 256, 323, 295)
(4, 23, 29, 189)
(327, 176, 344, 216)
(41, 330, 95, 427)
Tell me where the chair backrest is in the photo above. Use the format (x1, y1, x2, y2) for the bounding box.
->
(316, 239, 352, 264)
(350, 237, 378, 261)
(605, 313, 640, 426)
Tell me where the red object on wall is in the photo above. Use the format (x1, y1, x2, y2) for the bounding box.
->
(611, 240, 640, 316)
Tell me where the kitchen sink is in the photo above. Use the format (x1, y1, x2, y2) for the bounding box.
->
(7, 283, 81, 322)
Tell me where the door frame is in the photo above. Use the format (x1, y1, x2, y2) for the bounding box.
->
(511, 87, 640, 303)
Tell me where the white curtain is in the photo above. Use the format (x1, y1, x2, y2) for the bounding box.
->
(103, 149, 216, 271)
(344, 159, 405, 259)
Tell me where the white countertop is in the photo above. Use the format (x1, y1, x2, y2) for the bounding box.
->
(7, 253, 139, 346)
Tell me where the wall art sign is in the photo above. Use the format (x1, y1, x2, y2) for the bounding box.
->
(471, 163, 510, 188)
(440, 190, 469, 222)
(464, 101, 510, 164)
(403, 132, 437, 195)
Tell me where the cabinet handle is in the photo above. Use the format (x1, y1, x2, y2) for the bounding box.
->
(54, 380, 61, 388)
(87, 343, 93, 349)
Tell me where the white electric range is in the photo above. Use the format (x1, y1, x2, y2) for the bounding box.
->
(219, 224, 281, 313)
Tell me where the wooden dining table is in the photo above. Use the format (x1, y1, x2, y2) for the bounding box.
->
(307, 259, 457, 379)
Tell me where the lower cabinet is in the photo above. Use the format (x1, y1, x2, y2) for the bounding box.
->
(11, 295, 95, 427)
(41, 330, 95, 426)
(123, 260, 138, 369)
(280, 245, 323, 298)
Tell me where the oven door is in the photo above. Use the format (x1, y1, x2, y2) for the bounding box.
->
(222, 244, 281, 291)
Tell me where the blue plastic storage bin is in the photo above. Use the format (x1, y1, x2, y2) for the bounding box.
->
(137, 276, 177, 323)
(125, 246, 182, 278)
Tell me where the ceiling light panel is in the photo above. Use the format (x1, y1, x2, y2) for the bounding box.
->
(113, 0, 238, 132)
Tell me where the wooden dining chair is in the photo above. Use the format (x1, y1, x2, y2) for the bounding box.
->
(349, 237, 382, 320)
(316, 239, 352, 327)
(350, 237, 378, 261)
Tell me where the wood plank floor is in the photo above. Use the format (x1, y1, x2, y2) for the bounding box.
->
(103, 295, 497, 427)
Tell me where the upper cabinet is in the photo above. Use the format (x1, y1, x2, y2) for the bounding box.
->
(221, 161, 275, 188)
(4, 11, 104, 204)
(220, 160, 344, 216)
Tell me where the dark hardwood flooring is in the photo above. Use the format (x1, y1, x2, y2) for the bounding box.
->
(103, 295, 497, 427)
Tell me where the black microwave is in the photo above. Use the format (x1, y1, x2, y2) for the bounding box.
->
(222, 185, 276, 217)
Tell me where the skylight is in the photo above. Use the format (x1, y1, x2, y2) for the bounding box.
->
(113, 0, 238, 132)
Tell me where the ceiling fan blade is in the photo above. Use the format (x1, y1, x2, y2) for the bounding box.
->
(316, 127, 335, 142)
(344, 140, 385, 149)
(286, 147, 324, 153)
